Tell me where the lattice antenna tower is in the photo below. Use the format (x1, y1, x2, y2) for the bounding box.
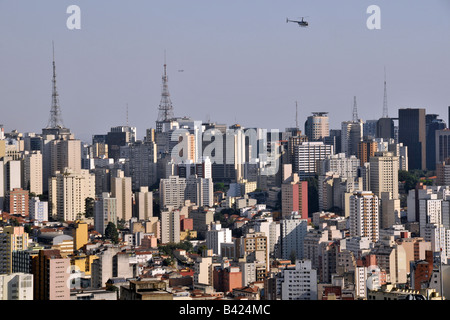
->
(47, 41, 65, 129)
(157, 51, 174, 122)
(382, 66, 388, 118)
(295, 101, 299, 129)
(352, 96, 358, 122)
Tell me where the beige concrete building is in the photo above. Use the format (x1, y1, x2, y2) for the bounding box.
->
(349, 191, 379, 243)
(22, 150, 43, 195)
(111, 170, 132, 221)
(0, 226, 29, 274)
(49, 169, 95, 221)
(135, 186, 153, 220)
(369, 151, 399, 200)
(50, 138, 81, 176)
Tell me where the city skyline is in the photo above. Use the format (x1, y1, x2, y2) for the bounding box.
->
(1, 0, 450, 143)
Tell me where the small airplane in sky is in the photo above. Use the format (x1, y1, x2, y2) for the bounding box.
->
(286, 17, 309, 27)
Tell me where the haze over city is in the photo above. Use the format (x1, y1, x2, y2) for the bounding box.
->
(1, 0, 450, 142)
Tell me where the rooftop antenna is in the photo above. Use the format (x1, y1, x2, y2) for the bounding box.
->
(295, 101, 299, 129)
(157, 49, 175, 122)
(47, 41, 65, 129)
(352, 96, 358, 122)
(126, 103, 129, 126)
(382, 66, 388, 118)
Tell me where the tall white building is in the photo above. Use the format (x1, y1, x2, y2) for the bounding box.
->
(29, 197, 48, 223)
(280, 212, 308, 260)
(293, 142, 333, 179)
(280, 260, 317, 300)
(319, 153, 359, 179)
(206, 222, 232, 256)
(0, 273, 33, 300)
(159, 175, 187, 208)
(349, 191, 380, 243)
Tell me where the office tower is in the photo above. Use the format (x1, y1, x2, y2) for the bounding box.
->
(305, 112, 329, 141)
(29, 197, 48, 223)
(293, 142, 333, 179)
(8, 188, 29, 216)
(160, 208, 180, 244)
(123, 140, 157, 191)
(280, 212, 308, 260)
(134, 186, 153, 220)
(22, 151, 43, 195)
(426, 114, 446, 170)
(206, 222, 232, 256)
(33, 249, 70, 300)
(363, 120, 378, 140)
(319, 153, 359, 179)
(110, 170, 132, 221)
(92, 134, 108, 158)
(436, 129, 450, 164)
(280, 260, 318, 300)
(325, 129, 342, 154)
(0, 227, 29, 274)
(376, 118, 395, 140)
(369, 151, 399, 200)
(106, 126, 136, 161)
(49, 169, 95, 221)
(358, 140, 378, 166)
(0, 273, 33, 300)
(341, 120, 363, 157)
(349, 191, 380, 242)
(195, 157, 212, 179)
(388, 142, 408, 171)
(281, 173, 308, 219)
(159, 175, 187, 208)
(398, 108, 426, 170)
(287, 134, 309, 165)
(94, 192, 117, 235)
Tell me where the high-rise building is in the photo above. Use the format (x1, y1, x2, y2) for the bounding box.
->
(398, 108, 426, 170)
(280, 259, 318, 300)
(319, 153, 359, 179)
(33, 249, 70, 300)
(435, 129, 450, 165)
(159, 175, 187, 209)
(0, 273, 33, 300)
(349, 191, 380, 243)
(0, 227, 29, 274)
(358, 140, 378, 166)
(376, 117, 395, 140)
(29, 197, 48, 223)
(134, 186, 153, 221)
(369, 151, 399, 200)
(94, 192, 117, 235)
(22, 151, 43, 195)
(206, 222, 232, 256)
(49, 138, 82, 177)
(123, 140, 157, 191)
(426, 114, 446, 170)
(281, 173, 308, 219)
(8, 188, 29, 216)
(305, 112, 329, 141)
(110, 170, 132, 221)
(280, 212, 308, 260)
(49, 169, 95, 221)
(341, 120, 363, 157)
(293, 142, 333, 179)
(160, 208, 180, 244)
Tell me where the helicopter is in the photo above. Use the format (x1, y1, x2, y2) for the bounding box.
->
(286, 17, 309, 27)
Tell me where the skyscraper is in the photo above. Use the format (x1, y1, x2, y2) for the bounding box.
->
(398, 108, 426, 170)
(349, 191, 380, 243)
(304, 112, 329, 142)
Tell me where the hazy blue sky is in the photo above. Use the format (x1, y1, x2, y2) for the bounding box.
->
(1, 0, 450, 142)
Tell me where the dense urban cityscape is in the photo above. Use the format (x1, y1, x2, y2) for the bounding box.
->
(1, 46, 450, 302)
